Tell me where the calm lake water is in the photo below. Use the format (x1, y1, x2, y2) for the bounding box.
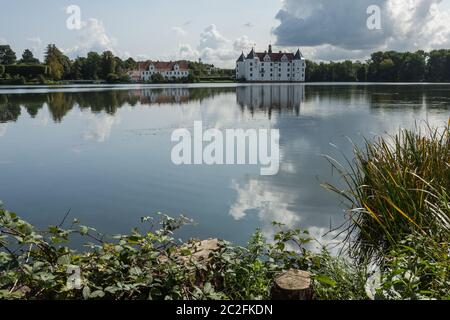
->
(0, 83, 449, 246)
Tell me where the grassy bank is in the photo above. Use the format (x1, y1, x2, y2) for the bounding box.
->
(1, 122, 449, 300)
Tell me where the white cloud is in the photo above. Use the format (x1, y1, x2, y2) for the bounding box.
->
(66, 18, 117, 58)
(178, 44, 199, 61)
(26, 37, 43, 58)
(229, 179, 301, 240)
(136, 53, 150, 61)
(0, 123, 8, 137)
(233, 35, 254, 53)
(196, 25, 239, 67)
(273, 0, 450, 60)
(173, 24, 255, 68)
(385, 0, 450, 50)
(301, 45, 368, 61)
(172, 27, 187, 37)
(122, 51, 132, 59)
(198, 24, 230, 50)
(82, 112, 119, 142)
(0, 38, 7, 45)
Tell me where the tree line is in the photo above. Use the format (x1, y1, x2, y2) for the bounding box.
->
(2, 43, 450, 83)
(0, 44, 232, 85)
(306, 50, 450, 82)
(0, 44, 137, 84)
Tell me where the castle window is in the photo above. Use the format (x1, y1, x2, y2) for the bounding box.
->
(250, 73, 253, 77)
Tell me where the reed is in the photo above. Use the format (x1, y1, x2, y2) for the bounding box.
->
(323, 121, 450, 262)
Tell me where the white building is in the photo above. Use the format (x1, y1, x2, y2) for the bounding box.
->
(138, 61, 190, 81)
(127, 70, 141, 82)
(236, 45, 306, 82)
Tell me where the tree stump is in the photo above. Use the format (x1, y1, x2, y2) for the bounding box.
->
(271, 269, 313, 300)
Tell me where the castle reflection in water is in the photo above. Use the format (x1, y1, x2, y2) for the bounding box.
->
(236, 85, 305, 117)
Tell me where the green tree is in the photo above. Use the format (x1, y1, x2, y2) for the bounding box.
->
(44, 44, 71, 80)
(100, 51, 116, 79)
(333, 60, 357, 82)
(123, 57, 137, 70)
(355, 62, 367, 82)
(426, 49, 450, 82)
(151, 73, 165, 83)
(379, 58, 396, 81)
(114, 56, 124, 74)
(0, 45, 17, 65)
(305, 60, 317, 82)
(83, 52, 101, 80)
(20, 49, 40, 64)
(398, 51, 426, 82)
(70, 57, 86, 80)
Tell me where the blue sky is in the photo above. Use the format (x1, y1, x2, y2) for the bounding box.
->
(1, 0, 450, 67)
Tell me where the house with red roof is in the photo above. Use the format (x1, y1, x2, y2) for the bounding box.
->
(137, 60, 190, 81)
(236, 45, 305, 82)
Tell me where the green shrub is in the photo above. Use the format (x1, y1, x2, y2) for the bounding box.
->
(37, 74, 46, 84)
(14, 75, 26, 85)
(151, 73, 166, 83)
(0, 65, 4, 76)
(106, 73, 119, 83)
(0, 208, 370, 300)
(4, 64, 48, 78)
(376, 233, 450, 300)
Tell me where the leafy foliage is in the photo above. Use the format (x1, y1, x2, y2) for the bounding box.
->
(376, 234, 450, 300)
(0, 208, 370, 300)
(0, 45, 17, 65)
(4, 65, 48, 78)
(306, 50, 450, 82)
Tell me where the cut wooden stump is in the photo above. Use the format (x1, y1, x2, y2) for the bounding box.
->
(158, 238, 220, 264)
(158, 238, 221, 285)
(181, 238, 221, 287)
(184, 238, 220, 263)
(271, 269, 313, 300)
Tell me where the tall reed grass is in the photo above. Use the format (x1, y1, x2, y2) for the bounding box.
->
(324, 121, 450, 262)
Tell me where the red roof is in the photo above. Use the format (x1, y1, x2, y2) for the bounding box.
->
(256, 52, 295, 62)
(138, 60, 189, 71)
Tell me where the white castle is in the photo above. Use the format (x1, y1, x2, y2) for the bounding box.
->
(236, 45, 306, 82)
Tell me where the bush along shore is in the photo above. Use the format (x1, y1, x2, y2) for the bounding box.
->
(1, 121, 449, 300)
